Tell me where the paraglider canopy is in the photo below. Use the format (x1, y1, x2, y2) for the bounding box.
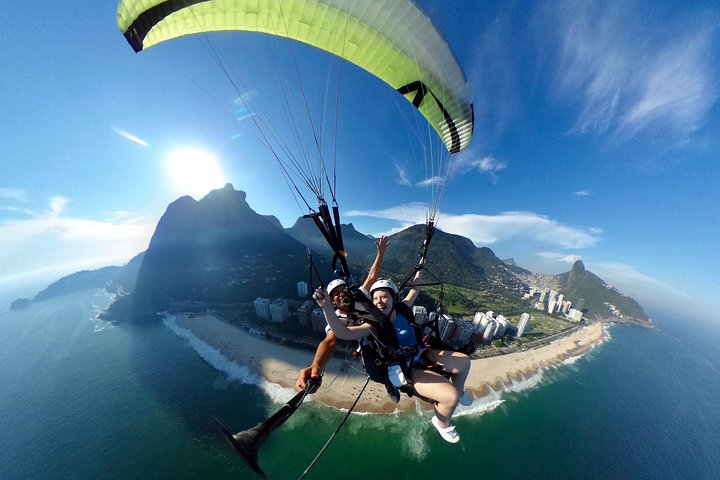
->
(117, 0, 474, 153)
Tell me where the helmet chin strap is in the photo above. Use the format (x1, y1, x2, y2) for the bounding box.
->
(387, 294, 399, 319)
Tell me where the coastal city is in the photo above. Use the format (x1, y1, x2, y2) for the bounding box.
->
(250, 280, 590, 353)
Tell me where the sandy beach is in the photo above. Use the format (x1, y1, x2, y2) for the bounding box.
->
(173, 313, 606, 414)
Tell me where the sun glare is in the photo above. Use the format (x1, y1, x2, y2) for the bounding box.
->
(165, 148, 226, 200)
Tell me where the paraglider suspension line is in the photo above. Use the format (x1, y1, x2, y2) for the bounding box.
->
(298, 376, 371, 480)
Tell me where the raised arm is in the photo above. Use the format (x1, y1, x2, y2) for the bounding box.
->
(313, 287, 372, 341)
(361, 235, 390, 292)
(402, 268, 422, 307)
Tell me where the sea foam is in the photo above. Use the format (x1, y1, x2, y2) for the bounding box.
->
(91, 290, 116, 332)
(162, 314, 298, 405)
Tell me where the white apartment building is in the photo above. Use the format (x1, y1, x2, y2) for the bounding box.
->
(567, 308, 583, 322)
(297, 300, 314, 328)
(413, 306, 428, 324)
(311, 308, 326, 333)
(269, 299, 290, 323)
(253, 297, 271, 320)
(482, 321, 497, 341)
(548, 299, 558, 314)
(495, 315, 508, 337)
(517, 312, 530, 337)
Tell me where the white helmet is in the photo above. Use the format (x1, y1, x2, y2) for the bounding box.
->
(370, 279, 398, 296)
(326, 278, 347, 296)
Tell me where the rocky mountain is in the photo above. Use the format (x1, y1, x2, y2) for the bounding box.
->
(559, 260, 649, 322)
(10, 267, 121, 310)
(10, 254, 144, 310)
(502, 258, 532, 276)
(285, 217, 377, 268)
(16, 185, 649, 325)
(378, 224, 526, 296)
(105, 184, 322, 321)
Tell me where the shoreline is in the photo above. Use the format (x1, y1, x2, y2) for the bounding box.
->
(170, 313, 607, 414)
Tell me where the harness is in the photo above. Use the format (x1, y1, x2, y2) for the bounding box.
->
(318, 222, 463, 403)
(347, 293, 447, 403)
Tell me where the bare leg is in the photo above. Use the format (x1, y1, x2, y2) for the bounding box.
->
(411, 368, 458, 428)
(426, 349, 471, 393)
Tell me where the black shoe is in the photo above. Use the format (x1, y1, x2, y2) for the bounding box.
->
(385, 384, 400, 403)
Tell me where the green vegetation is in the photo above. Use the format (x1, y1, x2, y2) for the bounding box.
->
(519, 311, 575, 337)
(418, 284, 531, 318)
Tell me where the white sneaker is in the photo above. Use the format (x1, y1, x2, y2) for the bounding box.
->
(431, 415, 460, 444)
(458, 391, 472, 406)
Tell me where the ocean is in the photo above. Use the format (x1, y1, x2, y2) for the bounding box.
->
(1, 289, 719, 479)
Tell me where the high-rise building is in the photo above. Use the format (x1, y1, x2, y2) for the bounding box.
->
(311, 308, 326, 333)
(495, 315, 508, 337)
(473, 312, 491, 332)
(567, 309, 583, 322)
(561, 301, 571, 314)
(548, 299, 557, 314)
(517, 313, 530, 337)
(439, 315, 456, 343)
(482, 321, 497, 341)
(297, 300, 314, 328)
(253, 297, 271, 320)
(548, 290, 558, 306)
(297, 281, 309, 298)
(269, 299, 289, 323)
(576, 298, 586, 311)
(453, 324, 473, 345)
(413, 306, 428, 324)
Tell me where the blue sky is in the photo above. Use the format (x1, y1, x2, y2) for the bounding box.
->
(2, 1, 719, 320)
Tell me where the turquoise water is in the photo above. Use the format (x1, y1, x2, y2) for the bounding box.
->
(1, 289, 719, 479)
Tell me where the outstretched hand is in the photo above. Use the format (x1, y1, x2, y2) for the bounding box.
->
(313, 287, 331, 309)
(376, 235, 390, 255)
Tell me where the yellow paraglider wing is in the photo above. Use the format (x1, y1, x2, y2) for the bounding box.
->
(117, 0, 473, 153)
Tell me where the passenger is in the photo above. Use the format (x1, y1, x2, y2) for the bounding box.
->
(294, 236, 401, 402)
(313, 270, 472, 443)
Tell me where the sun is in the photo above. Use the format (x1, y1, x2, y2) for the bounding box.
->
(165, 148, 226, 200)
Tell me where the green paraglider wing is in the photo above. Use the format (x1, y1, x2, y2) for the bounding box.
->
(117, 0, 474, 153)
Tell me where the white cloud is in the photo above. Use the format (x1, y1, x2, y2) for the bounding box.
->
(0, 197, 155, 283)
(0, 188, 35, 216)
(111, 127, 151, 147)
(394, 163, 412, 186)
(346, 202, 428, 225)
(49, 196, 68, 216)
(0, 188, 28, 202)
(453, 155, 507, 176)
(619, 32, 717, 137)
(548, 0, 718, 142)
(346, 204, 601, 249)
(590, 261, 668, 288)
(416, 175, 445, 188)
(537, 252, 584, 265)
(573, 190, 591, 196)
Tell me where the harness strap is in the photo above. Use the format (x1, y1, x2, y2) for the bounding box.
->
(305, 245, 323, 291)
